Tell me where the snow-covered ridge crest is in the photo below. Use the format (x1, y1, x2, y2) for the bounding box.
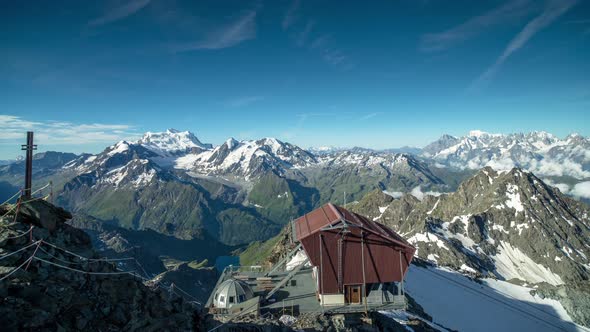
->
(136, 128, 213, 154)
(175, 136, 317, 179)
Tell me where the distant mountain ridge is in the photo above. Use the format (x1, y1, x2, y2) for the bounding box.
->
(421, 130, 590, 180)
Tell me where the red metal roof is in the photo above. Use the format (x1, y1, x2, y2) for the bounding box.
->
(294, 203, 416, 292)
(294, 203, 414, 251)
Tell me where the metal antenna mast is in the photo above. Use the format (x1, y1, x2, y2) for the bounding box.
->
(21, 131, 37, 198)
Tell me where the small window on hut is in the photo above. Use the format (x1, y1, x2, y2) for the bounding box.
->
(229, 296, 235, 303)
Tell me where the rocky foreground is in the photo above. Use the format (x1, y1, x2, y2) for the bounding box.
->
(0, 200, 201, 331)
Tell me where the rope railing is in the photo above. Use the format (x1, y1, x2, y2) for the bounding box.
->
(0, 202, 19, 219)
(1, 226, 33, 241)
(134, 258, 151, 280)
(0, 190, 22, 206)
(0, 253, 36, 282)
(29, 183, 51, 197)
(0, 183, 50, 207)
(0, 240, 42, 261)
(1, 195, 49, 219)
(32, 256, 139, 276)
(1, 244, 205, 314)
(40, 240, 135, 262)
(171, 283, 202, 304)
(37, 246, 89, 266)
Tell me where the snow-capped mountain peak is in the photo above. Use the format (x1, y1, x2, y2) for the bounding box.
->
(224, 137, 239, 150)
(174, 136, 317, 179)
(136, 129, 213, 155)
(107, 141, 131, 156)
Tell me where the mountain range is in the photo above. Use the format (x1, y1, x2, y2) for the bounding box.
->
(421, 130, 590, 198)
(1, 129, 588, 248)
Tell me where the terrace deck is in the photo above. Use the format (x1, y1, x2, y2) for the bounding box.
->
(206, 266, 406, 316)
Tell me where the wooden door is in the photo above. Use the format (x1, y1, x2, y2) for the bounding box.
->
(345, 285, 362, 304)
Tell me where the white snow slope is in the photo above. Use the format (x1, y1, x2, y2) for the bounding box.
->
(403, 265, 588, 332)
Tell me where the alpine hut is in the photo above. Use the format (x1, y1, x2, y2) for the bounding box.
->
(293, 203, 416, 306)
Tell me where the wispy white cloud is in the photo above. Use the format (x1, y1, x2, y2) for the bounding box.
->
(307, 34, 354, 70)
(359, 112, 381, 120)
(281, 2, 352, 71)
(529, 157, 590, 179)
(295, 20, 315, 47)
(88, 0, 151, 26)
(570, 181, 590, 199)
(282, 0, 301, 29)
(471, 0, 578, 90)
(223, 96, 264, 108)
(383, 190, 404, 199)
(542, 178, 571, 193)
(420, 0, 533, 52)
(410, 185, 442, 201)
(281, 112, 335, 140)
(0, 115, 140, 147)
(171, 10, 257, 52)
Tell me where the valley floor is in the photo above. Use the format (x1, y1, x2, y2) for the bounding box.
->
(404, 265, 588, 332)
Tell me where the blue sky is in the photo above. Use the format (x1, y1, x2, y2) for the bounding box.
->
(1, 0, 589, 157)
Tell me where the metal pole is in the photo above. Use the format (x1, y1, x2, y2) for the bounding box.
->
(319, 233, 324, 313)
(361, 231, 368, 313)
(338, 236, 342, 293)
(21, 131, 37, 198)
(399, 251, 404, 296)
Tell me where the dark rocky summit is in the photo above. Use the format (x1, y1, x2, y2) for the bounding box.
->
(0, 200, 201, 331)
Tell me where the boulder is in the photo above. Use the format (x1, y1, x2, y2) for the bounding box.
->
(17, 200, 72, 231)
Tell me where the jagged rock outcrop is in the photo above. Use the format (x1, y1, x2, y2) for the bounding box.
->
(351, 167, 590, 285)
(0, 201, 200, 331)
(534, 281, 590, 327)
(16, 200, 72, 232)
(350, 167, 590, 327)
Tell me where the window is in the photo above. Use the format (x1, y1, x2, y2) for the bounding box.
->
(229, 296, 235, 303)
(219, 295, 225, 303)
(239, 295, 245, 302)
(215, 294, 218, 301)
(291, 280, 297, 286)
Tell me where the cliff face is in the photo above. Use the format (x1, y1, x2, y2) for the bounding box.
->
(0, 200, 200, 331)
